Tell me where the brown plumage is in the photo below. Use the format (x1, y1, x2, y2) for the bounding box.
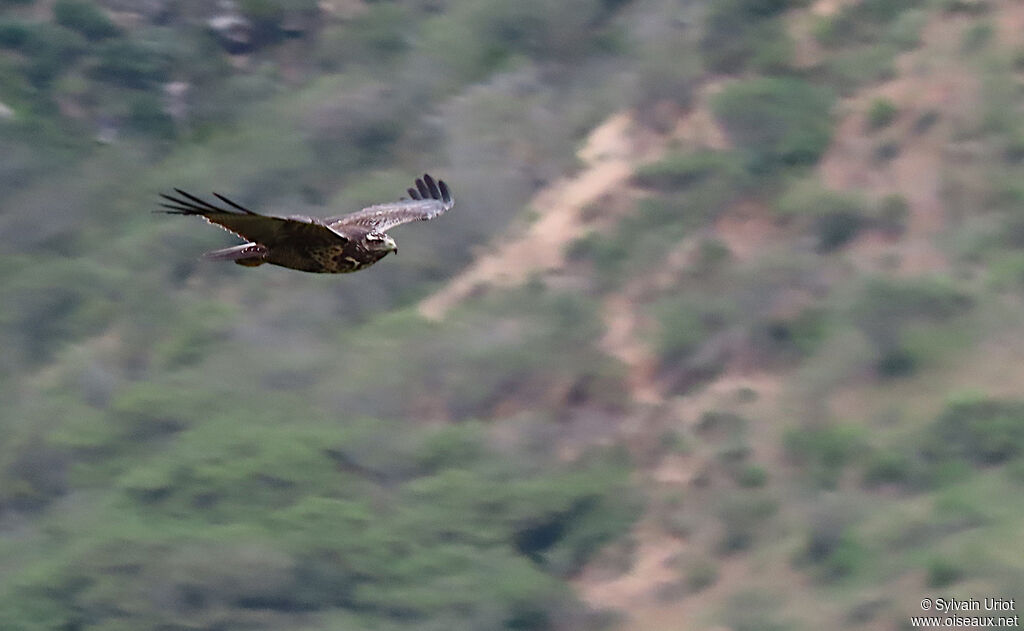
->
(159, 174, 453, 273)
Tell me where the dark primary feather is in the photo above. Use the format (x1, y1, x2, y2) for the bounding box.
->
(159, 189, 349, 246)
(159, 174, 452, 274)
(406, 173, 450, 203)
(328, 174, 454, 234)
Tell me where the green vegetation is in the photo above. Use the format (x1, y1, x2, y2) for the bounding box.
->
(800, 517, 867, 581)
(926, 556, 963, 587)
(4, 1, 1024, 630)
(785, 422, 868, 489)
(700, 0, 803, 73)
(850, 276, 972, 377)
(0, 1, 657, 626)
(866, 97, 897, 130)
(961, 20, 994, 53)
(925, 395, 1024, 466)
(712, 77, 835, 173)
(633, 150, 745, 191)
(53, 0, 120, 40)
(684, 556, 719, 592)
(717, 491, 778, 553)
(776, 181, 873, 251)
(814, 0, 923, 47)
(0, 419, 637, 630)
(91, 38, 171, 88)
(877, 193, 909, 235)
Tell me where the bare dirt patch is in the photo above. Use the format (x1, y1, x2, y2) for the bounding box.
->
(816, 14, 984, 276)
(713, 200, 782, 264)
(418, 113, 665, 320)
(573, 522, 687, 613)
(419, 82, 732, 322)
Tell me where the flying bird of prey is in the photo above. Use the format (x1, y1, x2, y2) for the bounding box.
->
(159, 174, 453, 274)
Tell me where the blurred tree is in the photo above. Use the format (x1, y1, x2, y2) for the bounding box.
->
(712, 77, 835, 172)
(54, 0, 120, 40)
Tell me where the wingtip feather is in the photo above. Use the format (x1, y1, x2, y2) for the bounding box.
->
(157, 189, 257, 216)
(212, 192, 256, 215)
(424, 174, 441, 200)
(438, 179, 452, 205)
(415, 177, 430, 199)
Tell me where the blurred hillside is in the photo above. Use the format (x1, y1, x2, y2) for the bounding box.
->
(2, 0, 1024, 629)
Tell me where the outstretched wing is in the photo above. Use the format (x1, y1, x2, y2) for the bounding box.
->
(159, 189, 348, 247)
(329, 174, 453, 234)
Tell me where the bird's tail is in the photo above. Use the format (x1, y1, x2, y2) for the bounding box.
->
(203, 243, 267, 266)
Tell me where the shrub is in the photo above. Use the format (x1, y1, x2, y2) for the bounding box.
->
(876, 194, 909, 235)
(700, 0, 800, 72)
(12, 410, 638, 629)
(2, 261, 114, 363)
(913, 110, 940, 134)
(776, 181, 870, 251)
(926, 557, 963, 587)
(875, 346, 917, 378)
(1007, 458, 1024, 485)
(873, 139, 901, 163)
(866, 97, 897, 130)
(886, 9, 926, 50)
(784, 422, 868, 489)
(4, 23, 87, 87)
(416, 0, 616, 84)
(0, 20, 32, 48)
(852, 275, 969, 349)
(109, 382, 208, 441)
(127, 93, 176, 139)
(685, 557, 719, 592)
(717, 492, 778, 553)
(633, 150, 744, 191)
(754, 307, 830, 361)
(822, 42, 899, 94)
(735, 464, 768, 488)
(961, 21, 994, 53)
(304, 82, 411, 175)
(1013, 46, 1024, 71)
(941, 0, 990, 13)
(91, 38, 171, 88)
(712, 77, 834, 172)
(696, 410, 747, 440)
(924, 395, 1024, 466)
(862, 448, 914, 488)
(749, 20, 795, 73)
(632, 31, 701, 119)
(315, 4, 410, 70)
(0, 439, 68, 511)
(694, 238, 732, 273)
(815, 0, 922, 47)
(850, 277, 972, 371)
(239, 0, 285, 31)
(802, 521, 866, 581)
(815, 209, 865, 252)
(54, 0, 120, 41)
(654, 300, 715, 364)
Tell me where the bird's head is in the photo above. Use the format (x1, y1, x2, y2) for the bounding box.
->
(367, 232, 398, 256)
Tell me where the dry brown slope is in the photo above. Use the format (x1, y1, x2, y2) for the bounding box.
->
(418, 112, 668, 320)
(576, 5, 1013, 631)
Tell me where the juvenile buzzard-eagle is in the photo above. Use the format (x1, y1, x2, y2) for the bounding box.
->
(159, 174, 453, 274)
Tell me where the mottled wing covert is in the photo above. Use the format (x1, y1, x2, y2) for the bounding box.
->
(328, 174, 453, 234)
